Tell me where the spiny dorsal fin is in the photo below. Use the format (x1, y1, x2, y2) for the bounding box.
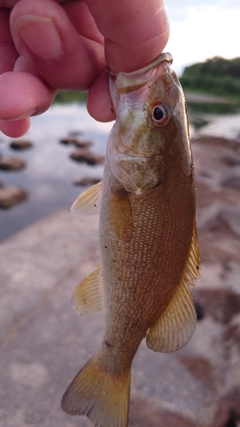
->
(146, 223, 200, 353)
(71, 181, 102, 217)
(71, 265, 105, 317)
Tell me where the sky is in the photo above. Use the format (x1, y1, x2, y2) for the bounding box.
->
(164, 0, 240, 75)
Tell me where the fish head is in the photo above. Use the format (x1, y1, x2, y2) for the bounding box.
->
(108, 53, 192, 195)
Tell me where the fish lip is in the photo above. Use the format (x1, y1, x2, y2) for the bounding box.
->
(109, 52, 173, 79)
(110, 52, 173, 94)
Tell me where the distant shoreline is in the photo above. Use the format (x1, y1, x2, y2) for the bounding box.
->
(184, 91, 238, 105)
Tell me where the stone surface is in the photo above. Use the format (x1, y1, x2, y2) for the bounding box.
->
(60, 137, 92, 148)
(0, 186, 28, 208)
(10, 139, 33, 150)
(0, 133, 240, 426)
(222, 174, 240, 191)
(70, 149, 105, 165)
(74, 139, 93, 148)
(60, 136, 80, 145)
(0, 156, 26, 171)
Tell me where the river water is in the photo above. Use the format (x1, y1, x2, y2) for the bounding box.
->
(0, 103, 239, 242)
(0, 105, 112, 242)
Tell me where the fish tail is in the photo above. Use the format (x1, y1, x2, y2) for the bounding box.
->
(61, 353, 131, 427)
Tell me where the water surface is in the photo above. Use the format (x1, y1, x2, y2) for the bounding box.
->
(0, 105, 112, 242)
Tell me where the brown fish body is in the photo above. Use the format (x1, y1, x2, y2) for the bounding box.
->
(99, 146, 195, 374)
(62, 53, 200, 426)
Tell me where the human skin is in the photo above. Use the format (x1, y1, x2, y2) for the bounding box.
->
(0, 0, 169, 137)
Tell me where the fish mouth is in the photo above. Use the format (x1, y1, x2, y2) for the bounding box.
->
(110, 52, 173, 94)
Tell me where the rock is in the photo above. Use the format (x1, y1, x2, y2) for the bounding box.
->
(220, 155, 240, 167)
(70, 149, 104, 165)
(60, 137, 93, 148)
(191, 135, 238, 150)
(129, 394, 195, 427)
(222, 174, 240, 191)
(73, 177, 101, 186)
(74, 139, 93, 148)
(10, 139, 33, 150)
(59, 137, 78, 145)
(0, 186, 28, 208)
(0, 156, 26, 171)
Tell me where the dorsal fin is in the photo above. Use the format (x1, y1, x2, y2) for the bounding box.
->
(71, 181, 102, 217)
(146, 223, 200, 352)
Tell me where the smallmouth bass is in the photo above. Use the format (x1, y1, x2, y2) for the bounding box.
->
(61, 52, 200, 427)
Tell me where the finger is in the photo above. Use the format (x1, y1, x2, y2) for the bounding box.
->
(86, 0, 170, 73)
(0, 117, 30, 137)
(0, 71, 56, 120)
(0, 9, 18, 73)
(87, 69, 116, 122)
(0, 0, 71, 6)
(10, 0, 106, 90)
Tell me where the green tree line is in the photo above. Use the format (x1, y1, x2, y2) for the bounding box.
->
(180, 56, 240, 99)
(54, 90, 87, 103)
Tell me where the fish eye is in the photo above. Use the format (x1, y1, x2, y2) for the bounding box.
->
(152, 104, 170, 126)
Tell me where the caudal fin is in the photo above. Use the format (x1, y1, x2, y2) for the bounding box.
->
(61, 354, 131, 427)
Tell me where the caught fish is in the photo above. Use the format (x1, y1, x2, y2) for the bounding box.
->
(61, 52, 200, 427)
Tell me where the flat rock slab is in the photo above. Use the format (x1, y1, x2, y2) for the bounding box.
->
(0, 156, 26, 171)
(60, 137, 92, 148)
(0, 186, 28, 209)
(10, 139, 33, 150)
(74, 140, 93, 148)
(70, 149, 105, 165)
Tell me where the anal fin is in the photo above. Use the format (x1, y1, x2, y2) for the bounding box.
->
(71, 265, 105, 317)
(146, 280, 197, 352)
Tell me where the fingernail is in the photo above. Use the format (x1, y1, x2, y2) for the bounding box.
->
(13, 15, 63, 60)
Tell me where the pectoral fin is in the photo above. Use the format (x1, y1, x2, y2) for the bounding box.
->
(146, 224, 200, 353)
(71, 265, 105, 317)
(71, 181, 102, 216)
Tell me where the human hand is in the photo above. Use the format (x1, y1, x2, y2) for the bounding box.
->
(0, 0, 169, 137)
